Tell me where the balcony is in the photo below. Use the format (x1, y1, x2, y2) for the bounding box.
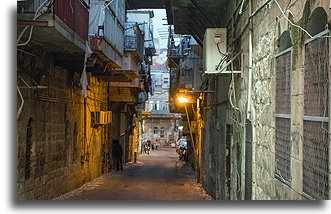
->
(87, 0, 125, 78)
(17, 0, 88, 52)
(97, 23, 145, 91)
(124, 23, 144, 60)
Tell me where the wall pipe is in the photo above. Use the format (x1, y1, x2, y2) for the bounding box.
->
(247, 0, 253, 119)
(184, 103, 200, 183)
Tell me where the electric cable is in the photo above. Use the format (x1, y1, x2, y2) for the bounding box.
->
(274, 0, 331, 39)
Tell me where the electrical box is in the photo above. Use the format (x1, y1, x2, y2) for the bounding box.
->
(203, 28, 227, 74)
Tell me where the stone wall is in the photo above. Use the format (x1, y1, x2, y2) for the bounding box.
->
(143, 117, 178, 145)
(200, 0, 330, 200)
(17, 48, 113, 199)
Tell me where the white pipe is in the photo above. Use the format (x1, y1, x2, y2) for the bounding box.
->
(17, 0, 51, 46)
(247, 1, 253, 119)
(17, 86, 24, 120)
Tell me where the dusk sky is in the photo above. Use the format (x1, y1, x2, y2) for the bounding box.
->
(152, 9, 168, 49)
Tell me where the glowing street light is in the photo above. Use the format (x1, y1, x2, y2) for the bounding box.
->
(178, 97, 189, 103)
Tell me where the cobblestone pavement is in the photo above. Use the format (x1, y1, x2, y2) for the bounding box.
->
(53, 146, 212, 200)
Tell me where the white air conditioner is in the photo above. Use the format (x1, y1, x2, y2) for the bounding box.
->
(203, 28, 227, 74)
(203, 28, 241, 74)
(100, 111, 112, 125)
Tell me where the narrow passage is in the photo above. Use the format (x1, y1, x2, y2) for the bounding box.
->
(53, 146, 212, 200)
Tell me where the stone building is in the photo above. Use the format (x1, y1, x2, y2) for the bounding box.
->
(143, 110, 181, 146)
(167, 0, 331, 200)
(17, 0, 155, 199)
(143, 57, 181, 145)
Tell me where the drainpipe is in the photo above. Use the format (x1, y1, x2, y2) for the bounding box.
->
(184, 103, 200, 183)
(83, 98, 87, 166)
(247, 1, 253, 120)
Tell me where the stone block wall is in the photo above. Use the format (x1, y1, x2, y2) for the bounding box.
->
(17, 48, 112, 199)
(222, 0, 330, 200)
(199, 0, 330, 200)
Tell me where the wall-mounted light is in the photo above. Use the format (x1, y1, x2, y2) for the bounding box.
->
(178, 97, 189, 103)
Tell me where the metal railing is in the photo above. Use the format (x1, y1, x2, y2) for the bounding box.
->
(124, 23, 144, 59)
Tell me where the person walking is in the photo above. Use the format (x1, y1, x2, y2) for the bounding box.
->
(112, 139, 123, 171)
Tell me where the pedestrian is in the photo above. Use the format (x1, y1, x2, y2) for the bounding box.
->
(112, 139, 123, 171)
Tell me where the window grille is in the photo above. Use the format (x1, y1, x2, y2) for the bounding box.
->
(72, 122, 78, 163)
(275, 49, 292, 183)
(245, 120, 253, 200)
(65, 121, 70, 165)
(275, 118, 291, 182)
(303, 33, 329, 199)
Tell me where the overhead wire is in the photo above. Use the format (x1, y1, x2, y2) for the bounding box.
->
(274, 0, 331, 39)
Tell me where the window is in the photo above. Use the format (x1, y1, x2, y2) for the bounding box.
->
(160, 127, 165, 138)
(275, 47, 292, 183)
(153, 127, 158, 134)
(65, 121, 70, 165)
(91, 112, 100, 127)
(303, 31, 329, 199)
(72, 122, 78, 164)
(25, 118, 33, 180)
(245, 120, 253, 200)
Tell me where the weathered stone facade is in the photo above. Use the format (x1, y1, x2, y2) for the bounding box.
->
(143, 114, 180, 146)
(200, 0, 331, 200)
(17, 47, 118, 199)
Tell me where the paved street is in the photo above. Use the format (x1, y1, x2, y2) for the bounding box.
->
(53, 146, 212, 200)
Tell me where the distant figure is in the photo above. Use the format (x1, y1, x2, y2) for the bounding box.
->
(112, 139, 123, 171)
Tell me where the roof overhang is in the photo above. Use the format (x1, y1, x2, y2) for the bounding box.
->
(167, 0, 229, 42)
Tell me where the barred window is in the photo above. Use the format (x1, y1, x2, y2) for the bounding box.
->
(72, 122, 78, 164)
(303, 33, 329, 199)
(275, 48, 292, 183)
(245, 120, 253, 200)
(65, 120, 70, 165)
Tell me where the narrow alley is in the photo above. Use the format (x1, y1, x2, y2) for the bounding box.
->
(15, 0, 331, 202)
(53, 146, 211, 200)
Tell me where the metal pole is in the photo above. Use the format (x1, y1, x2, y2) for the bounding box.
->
(184, 103, 200, 183)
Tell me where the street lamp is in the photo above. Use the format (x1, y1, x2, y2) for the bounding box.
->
(178, 97, 189, 103)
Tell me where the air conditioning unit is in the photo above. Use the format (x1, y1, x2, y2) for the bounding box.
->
(203, 28, 241, 74)
(203, 28, 227, 74)
(100, 111, 112, 125)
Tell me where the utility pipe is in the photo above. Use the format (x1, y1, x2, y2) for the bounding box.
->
(247, 0, 253, 119)
(184, 103, 200, 183)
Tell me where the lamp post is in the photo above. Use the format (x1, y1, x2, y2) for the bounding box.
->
(178, 96, 200, 183)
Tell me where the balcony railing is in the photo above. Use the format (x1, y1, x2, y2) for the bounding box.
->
(124, 23, 144, 60)
(54, 0, 88, 41)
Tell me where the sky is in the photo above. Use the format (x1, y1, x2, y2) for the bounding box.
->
(152, 9, 168, 49)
